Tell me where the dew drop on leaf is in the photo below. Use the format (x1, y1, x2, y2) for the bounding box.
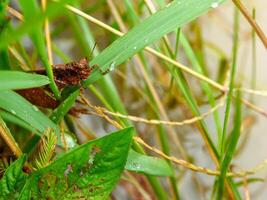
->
(10, 109, 16, 115)
(33, 105, 39, 111)
(210, 2, 219, 8)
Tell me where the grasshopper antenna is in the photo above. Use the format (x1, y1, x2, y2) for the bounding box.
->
(89, 42, 97, 60)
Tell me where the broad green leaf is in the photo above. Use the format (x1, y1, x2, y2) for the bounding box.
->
(0, 71, 50, 90)
(125, 150, 173, 177)
(0, 155, 27, 200)
(18, 127, 133, 200)
(84, 0, 225, 86)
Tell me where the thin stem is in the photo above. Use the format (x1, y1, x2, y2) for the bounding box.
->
(232, 0, 267, 48)
(0, 116, 22, 157)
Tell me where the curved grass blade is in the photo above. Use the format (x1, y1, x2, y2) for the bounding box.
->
(0, 110, 36, 132)
(0, 71, 50, 90)
(84, 0, 225, 86)
(0, 90, 62, 146)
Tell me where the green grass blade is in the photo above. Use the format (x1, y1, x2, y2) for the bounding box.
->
(0, 90, 62, 144)
(0, 71, 50, 90)
(19, 0, 60, 99)
(180, 33, 223, 148)
(220, 9, 240, 156)
(83, 0, 225, 86)
(49, 90, 80, 124)
(217, 89, 242, 199)
(0, 110, 36, 132)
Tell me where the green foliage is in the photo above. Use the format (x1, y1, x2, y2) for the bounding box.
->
(0, 90, 61, 139)
(84, 0, 225, 86)
(0, 128, 133, 200)
(125, 150, 173, 176)
(0, 71, 50, 90)
(0, 155, 27, 200)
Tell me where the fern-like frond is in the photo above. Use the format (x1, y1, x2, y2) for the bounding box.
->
(31, 128, 57, 170)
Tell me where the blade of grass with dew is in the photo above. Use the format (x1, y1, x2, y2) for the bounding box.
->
(67, 3, 169, 199)
(0, 71, 50, 90)
(0, 90, 64, 145)
(19, 0, 60, 99)
(217, 89, 242, 199)
(82, 0, 225, 86)
(0, 110, 37, 133)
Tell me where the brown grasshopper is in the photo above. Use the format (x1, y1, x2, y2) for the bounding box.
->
(16, 58, 94, 116)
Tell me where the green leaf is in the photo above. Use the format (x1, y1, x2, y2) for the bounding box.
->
(0, 110, 36, 132)
(0, 71, 50, 90)
(0, 90, 62, 145)
(18, 127, 133, 200)
(0, 155, 27, 199)
(84, 0, 225, 86)
(125, 150, 173, 177)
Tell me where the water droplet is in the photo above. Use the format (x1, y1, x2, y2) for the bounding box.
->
(144, 38, 148, 43)
(10, 109, 16, 115)
(33, 105, 39, 111)
(133, 46, 137, 50)
(210, 2, 219, 8)
(109, 61, 116, 71)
